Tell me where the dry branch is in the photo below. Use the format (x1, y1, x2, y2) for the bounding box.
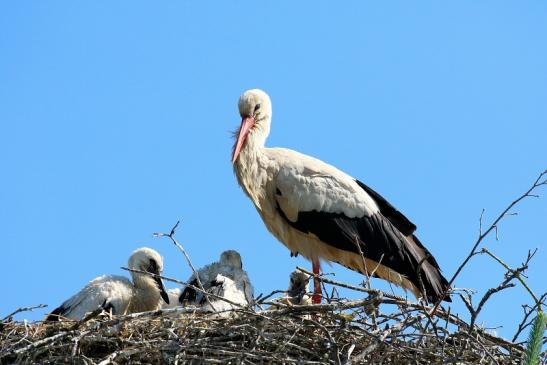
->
(429, 170, 547, 316)
(153, 221, 216, 310)
(1, 284, 530, 365)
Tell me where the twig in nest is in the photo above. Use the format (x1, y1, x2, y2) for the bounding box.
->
(350, 314, 425, 364)
(120, 267, 245, 309)
(97, 347, 143, 365)
(352, 234, 371, 291)
(153, 220, 216, 310)
(255, 290, 287, 305)
(70, 306, 109, 330)
(296, 266, 405, 302)
(304, 317, 342, 365)
(2, 304, 48, 322)
(0, 275, 529, 364)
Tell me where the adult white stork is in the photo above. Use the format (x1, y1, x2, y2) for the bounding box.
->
(232, 89, 450, 304)
(45, 247, 170, 320)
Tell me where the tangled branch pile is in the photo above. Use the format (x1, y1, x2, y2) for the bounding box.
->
(0, 293, 530, 365)
(2, 171, 545, 364)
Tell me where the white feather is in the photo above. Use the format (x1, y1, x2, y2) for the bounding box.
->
(202, 274, 249, 314)
(178, 250, 254, 310)
(51, 275, 134, 319)
(46, 247, 168, 320)
(270, 148, 379, 220)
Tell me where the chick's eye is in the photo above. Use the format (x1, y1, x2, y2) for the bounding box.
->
(148, 259, 158, 273)
(254, 104, 261, 112)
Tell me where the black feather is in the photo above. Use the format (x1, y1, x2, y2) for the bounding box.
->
(179, 278, 199, 304)
(199, 279, 224, 305)
(355, 179, 417, 236)
(277, 205, 450, 303)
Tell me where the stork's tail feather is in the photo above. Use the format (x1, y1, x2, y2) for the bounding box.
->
(407, 234, 451, 303)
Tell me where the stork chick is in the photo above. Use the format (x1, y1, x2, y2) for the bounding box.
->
(178, 250, 254, 308)
(45, 247, 169, 321)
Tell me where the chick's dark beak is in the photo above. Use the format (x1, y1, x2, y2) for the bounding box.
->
(155, 276, 170, 304)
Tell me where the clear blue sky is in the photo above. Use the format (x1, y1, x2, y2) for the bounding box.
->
(1, 2, 545, 341)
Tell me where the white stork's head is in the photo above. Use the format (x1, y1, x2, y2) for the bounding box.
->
(128, 247, 170, 304)
(219, 249, 243, 269)
(232, 89, 272, 163)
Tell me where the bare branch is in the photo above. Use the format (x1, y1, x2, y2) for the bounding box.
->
(429, 169, 547, 316)
(296, 266, 405, 301)
(480, 247, 540, 306)
(153, 220, 216, 310)
(2, 304, 48, 322)
(513, 293, 547, 342)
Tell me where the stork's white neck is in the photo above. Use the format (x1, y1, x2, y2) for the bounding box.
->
(233, 119, 271, 211)
(130, 274, 162, 312)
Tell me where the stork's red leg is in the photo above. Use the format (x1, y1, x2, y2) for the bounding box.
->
(312, 259, 322, 304)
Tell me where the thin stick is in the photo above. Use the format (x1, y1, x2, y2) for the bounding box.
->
(120, 267, 243, 309)
(296, 266, 407, 302)
(480, 247, 541, 307)
(512, 293, 547, 342)
(304, 317, 341, 365)
(154, 221, 216, 310)
(2, 304, 48, 322)
(98, 347, 143, 365)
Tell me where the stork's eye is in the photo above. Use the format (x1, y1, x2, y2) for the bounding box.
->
(254, 104, 261, 112)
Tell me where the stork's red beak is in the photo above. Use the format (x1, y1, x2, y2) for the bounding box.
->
(232, 116, 256, 164)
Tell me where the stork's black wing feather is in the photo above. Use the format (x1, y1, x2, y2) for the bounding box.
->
(179, 278, 199, 304)
(275, 179, 450, 303)
(355, 179, 416, 236)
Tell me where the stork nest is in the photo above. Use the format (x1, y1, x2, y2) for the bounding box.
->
(0, 293, 531, 365)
